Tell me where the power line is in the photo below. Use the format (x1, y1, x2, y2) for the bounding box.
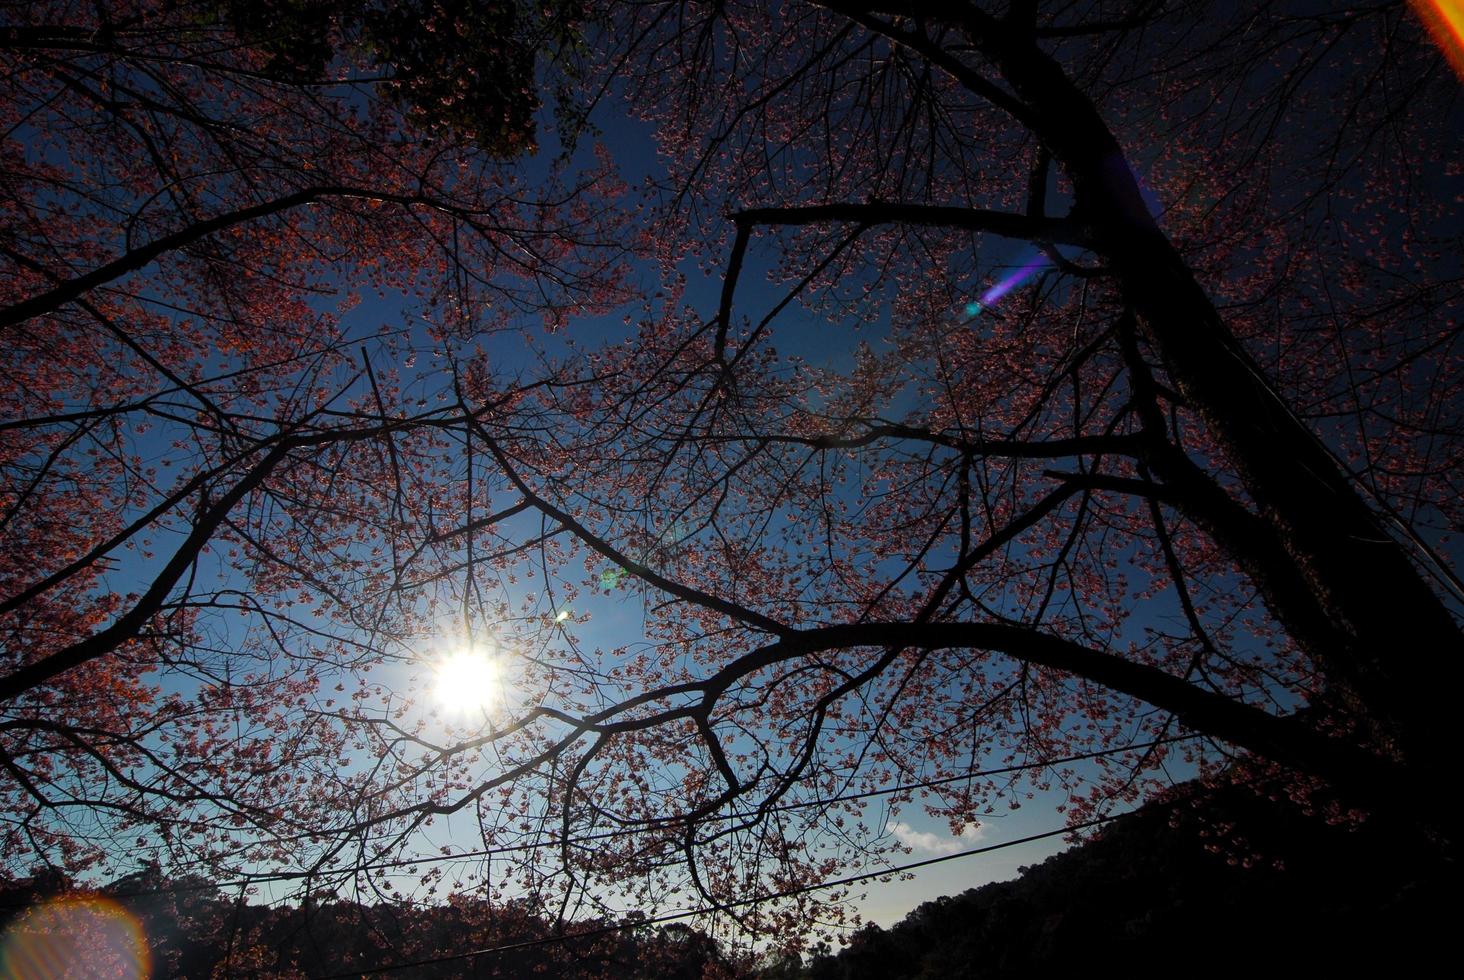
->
(6, 734, 1192, 906)
(327, 733, 1197, 874)
(313, 810, 1132, 978)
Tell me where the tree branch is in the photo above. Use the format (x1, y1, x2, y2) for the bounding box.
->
(733, 201, 1088, 247)
(0, 186, 513, 331)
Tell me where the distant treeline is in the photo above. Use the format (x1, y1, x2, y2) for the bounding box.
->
(0, 872, 739, 978)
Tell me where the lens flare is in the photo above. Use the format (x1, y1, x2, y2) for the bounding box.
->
(0, 896, 150, 980)
(980, 253, 1049, 308)
(1412, 0, 1464, 79)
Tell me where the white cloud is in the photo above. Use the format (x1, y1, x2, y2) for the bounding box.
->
(890, 820, 985, 855)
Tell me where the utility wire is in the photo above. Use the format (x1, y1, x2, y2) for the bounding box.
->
(314, 810, 1132, 978)
(6, 734, 1194, 906)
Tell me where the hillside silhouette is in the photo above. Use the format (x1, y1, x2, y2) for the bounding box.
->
(773, 782, 1449, 979)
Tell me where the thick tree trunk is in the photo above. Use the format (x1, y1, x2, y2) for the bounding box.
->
(986, 23, 1463, 785)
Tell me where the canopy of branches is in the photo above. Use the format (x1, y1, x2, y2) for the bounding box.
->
(1, 0, 1459, 955)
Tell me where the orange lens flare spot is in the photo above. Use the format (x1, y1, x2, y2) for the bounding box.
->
(0, 896, 150, 980)
(1412, 0, 1464, 79)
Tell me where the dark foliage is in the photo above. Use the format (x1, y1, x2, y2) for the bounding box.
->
(216, 0, 587, 152)
(790, 786, 1449, 979)
(0, 875, 743, 978)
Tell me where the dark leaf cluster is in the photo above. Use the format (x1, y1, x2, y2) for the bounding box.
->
(215, 0, 589, 153)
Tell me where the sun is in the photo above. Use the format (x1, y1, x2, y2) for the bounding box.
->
(434, 647, 504, 715)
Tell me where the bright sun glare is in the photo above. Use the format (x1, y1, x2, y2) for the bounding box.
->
(434, 648, 503, 715)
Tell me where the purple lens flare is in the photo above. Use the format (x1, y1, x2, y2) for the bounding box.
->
(979, 253, 1048, 308)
